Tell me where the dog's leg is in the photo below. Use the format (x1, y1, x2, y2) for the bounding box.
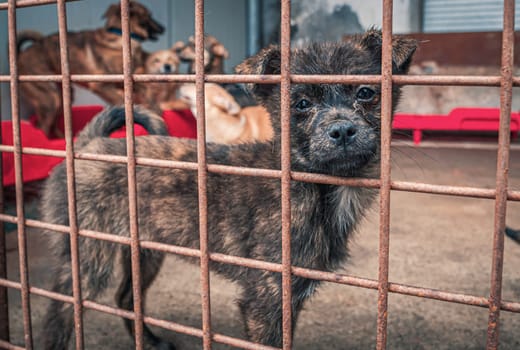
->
(37, 109, 59, 138)
(41, 235, 116, 350)
(21, 81, 62, 137)
(238, 273, 314, 347)
(116, 247, 174, 350)
(41, 263, 76, 350)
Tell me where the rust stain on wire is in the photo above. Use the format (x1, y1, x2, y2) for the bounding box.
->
(3, 141, 520, 200)
(3, 73, 520, 87)
(119, 1, 145, 349)
(486, 0, 515, 348)
(376, 1, 394, 349)
(56, 0, 85, 348)
(1, 260, 520, 316)
(7, 0, 33, 348)
(194, 0, 212, 349)
(280, 0, 293, 349)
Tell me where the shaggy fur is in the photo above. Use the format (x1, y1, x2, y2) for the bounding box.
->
(40, 29, 416, 349)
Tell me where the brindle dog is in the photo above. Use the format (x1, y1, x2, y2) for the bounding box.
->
(40, 29, 416, 349)
(16, 1, 164, 138)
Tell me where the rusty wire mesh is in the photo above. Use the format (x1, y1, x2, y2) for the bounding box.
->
(0, 0, 519, 349)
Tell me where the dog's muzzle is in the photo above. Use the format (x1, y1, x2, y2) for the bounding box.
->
(162, 64, 173, 73)
(327, 121, 358, 147)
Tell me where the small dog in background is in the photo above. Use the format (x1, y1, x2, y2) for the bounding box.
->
(40, 29, 417, 349)
(176, 34, 257, 107)
(16, 1, 164, 137)
(177, 34, 229, 74)
(178, 83, 273, 144)
(134, 45, 189, 113)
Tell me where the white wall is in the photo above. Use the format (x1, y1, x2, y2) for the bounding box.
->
(316, 0, 420, 34)
(341, 0, 420, 33)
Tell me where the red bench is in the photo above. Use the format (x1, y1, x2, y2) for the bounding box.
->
(2, 106, 197, 187)
(392, 107, 520, 144)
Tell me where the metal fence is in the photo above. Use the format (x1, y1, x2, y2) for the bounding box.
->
(0, 0, 519, 349)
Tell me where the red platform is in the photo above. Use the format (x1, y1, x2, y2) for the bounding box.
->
(393, 107, 520, 144)
(2, 106, 197, 187)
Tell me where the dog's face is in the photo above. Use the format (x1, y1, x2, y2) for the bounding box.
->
(144, 49, 180, 74)
(103, 1, 165, 41)
(237, 29, 417, 176)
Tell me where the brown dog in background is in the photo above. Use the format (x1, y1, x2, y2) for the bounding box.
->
(16, 1, 164, 137)
(134, 45, 189, 113)
(179, 83, 273, 144)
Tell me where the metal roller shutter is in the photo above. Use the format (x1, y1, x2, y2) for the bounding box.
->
(423, 0, 520, 32)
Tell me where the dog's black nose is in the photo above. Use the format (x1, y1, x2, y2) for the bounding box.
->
(164, 64, 172, 73)
(328, 122, 358, 145)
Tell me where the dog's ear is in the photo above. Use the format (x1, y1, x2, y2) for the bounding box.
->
(235, 45, 281, 101)
(359, 28, 417, 74)
(102, 3, 121, 21)
(391, 36, 417, 73)
(172, 41, 186, 53)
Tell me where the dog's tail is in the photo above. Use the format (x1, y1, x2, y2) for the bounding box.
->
(17, 30, 45, 52)
(505, 226, 520, 244)
(74, 106, 169, 149)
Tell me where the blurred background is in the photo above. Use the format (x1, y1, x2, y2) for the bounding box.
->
(2, 0, 520, 119)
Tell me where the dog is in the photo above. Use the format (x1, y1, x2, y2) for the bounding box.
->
(178, 83, 273, 144)
(176, 34, 229, 74)
(39, 29, 416, 349)
(16, 1, 164, 137)
(134, 46, 189, 114)
(175, 34, 257, 108)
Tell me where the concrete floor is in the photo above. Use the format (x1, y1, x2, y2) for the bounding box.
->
(3, 144, 520, 349)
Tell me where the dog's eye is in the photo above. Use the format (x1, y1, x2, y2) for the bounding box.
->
(295, 99, 312, 111)
(356, 87, 376, 102)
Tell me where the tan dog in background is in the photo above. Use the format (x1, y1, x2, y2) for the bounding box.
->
(134, 45, 188, 113)
(16, 1, 164, 137)
(178, 83, 273, 144)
